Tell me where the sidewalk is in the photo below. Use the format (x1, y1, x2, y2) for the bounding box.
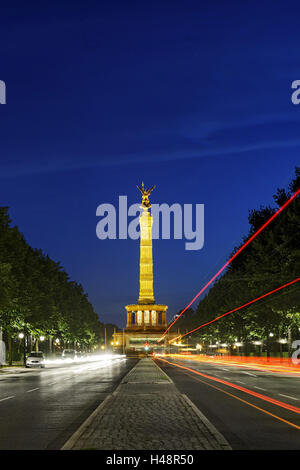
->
(62, 358, 231, 450)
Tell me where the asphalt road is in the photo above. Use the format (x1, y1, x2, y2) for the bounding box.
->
(156, 356, 300, 450)
(0, 357, 136, 450)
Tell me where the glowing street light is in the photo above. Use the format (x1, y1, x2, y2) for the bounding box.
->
(40, 336, 45, 342)
(18, 333, 24, 339)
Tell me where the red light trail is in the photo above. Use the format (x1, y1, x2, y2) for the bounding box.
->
(162, 354, 300, 375)
(159, 188, 300, 341)
(157, 358, 300, 415)
(170, 277, 300, 342)
(156, 358, 300, 431)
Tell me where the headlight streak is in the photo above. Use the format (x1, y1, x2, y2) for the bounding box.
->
(44, 353, 125, 365)
(0, 356, 127, 402)
(35, 354, 127, 378)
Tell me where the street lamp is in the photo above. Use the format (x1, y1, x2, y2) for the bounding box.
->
(40, 336, 45, 342)
(19, 333, 26, 365)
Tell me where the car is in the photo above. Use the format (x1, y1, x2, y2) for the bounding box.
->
(62, 349, 77, 361)
(26, 351, 45, 368)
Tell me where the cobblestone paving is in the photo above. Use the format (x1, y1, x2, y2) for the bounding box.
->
(68, 359, 231, 450)
(122, 358, 172, 384)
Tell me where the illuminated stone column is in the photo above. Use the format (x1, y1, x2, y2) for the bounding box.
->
(124, 184, 172, 350)
(151, 310, 157, 325)
(144, 310, 150, 325)
(138, 206, 155, 304)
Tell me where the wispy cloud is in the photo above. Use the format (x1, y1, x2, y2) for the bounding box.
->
(1, 112, 300, 178)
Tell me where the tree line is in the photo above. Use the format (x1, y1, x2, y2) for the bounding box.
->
(172, 168, 300, 357)
(0, 207, 116, 363)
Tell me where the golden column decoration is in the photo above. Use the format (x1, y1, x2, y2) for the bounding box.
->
(125, 183, 170, 343)
(137, 182, 156, 304)
(137, 183, 155, 304)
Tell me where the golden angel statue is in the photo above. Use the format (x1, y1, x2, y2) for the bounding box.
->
(137, 182, 156, 208)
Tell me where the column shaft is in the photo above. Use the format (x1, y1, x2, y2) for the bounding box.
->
(138, 208, 155, 304)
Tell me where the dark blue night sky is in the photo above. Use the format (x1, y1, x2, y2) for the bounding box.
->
(0, 1, 299, 326)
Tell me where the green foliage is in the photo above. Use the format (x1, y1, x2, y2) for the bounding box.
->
(173, 168, 300, 349)
(0, 207, 104, 346)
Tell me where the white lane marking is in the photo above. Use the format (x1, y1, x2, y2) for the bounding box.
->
(0, 396, 15, 402)
(26, 388, 39, 393)
(279, 394, 299, 401)
(221, 368, 229, 371)
(254, 386, 266, 391)
(236, 381, 245, 384)
(47, 382, 57, 385)
(223, 377, 231, 380)
(242, 371, 257, 377)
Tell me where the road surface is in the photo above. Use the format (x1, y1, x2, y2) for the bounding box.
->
(0, 357, 136, 449)
(2, 355, 299, 450)
(156, 356, 300, 450)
